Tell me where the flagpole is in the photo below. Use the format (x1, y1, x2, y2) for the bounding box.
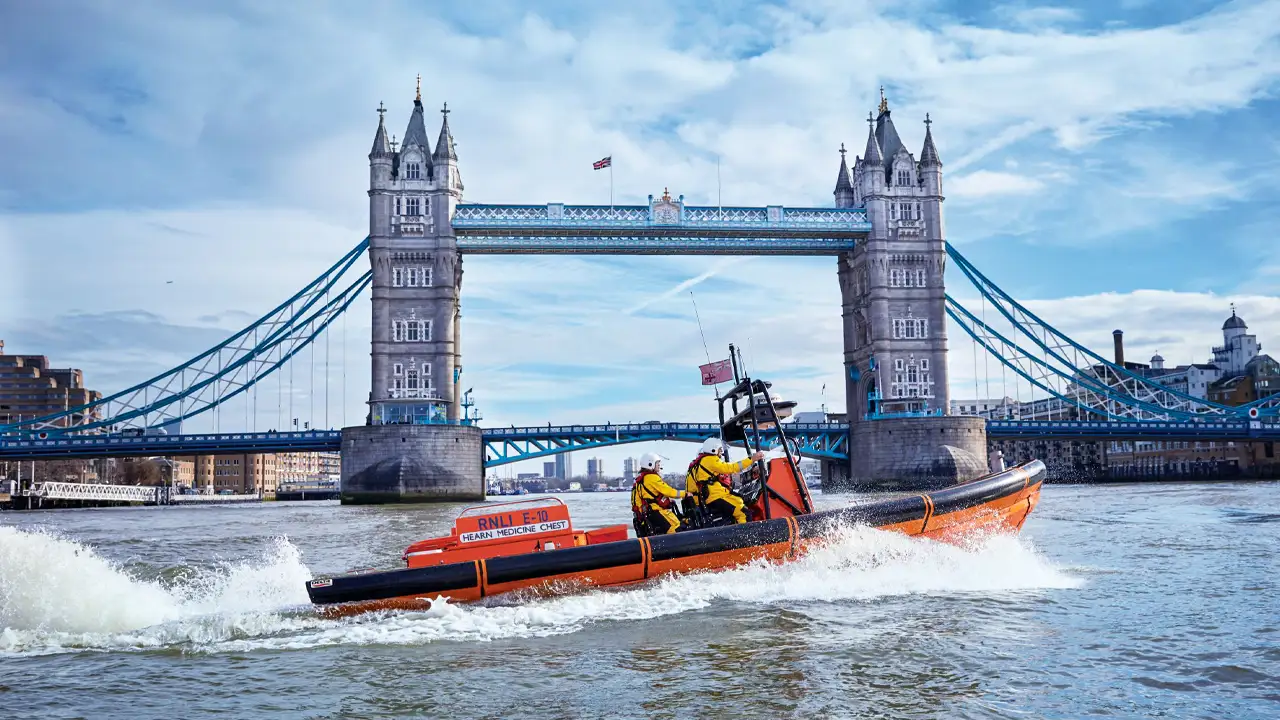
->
(610, 159, 614, 208)
(716, 155, 722, 221)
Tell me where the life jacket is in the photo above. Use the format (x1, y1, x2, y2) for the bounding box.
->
(686, 453, 732, 505)
(631, 471, 673, 513)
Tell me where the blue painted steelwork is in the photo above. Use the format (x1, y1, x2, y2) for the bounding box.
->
(0, 239, 373, 437)
(453, 202, 868, 255)
(6, 419, 1276, 462)
(945, 243, 1267, 420)
(0, 431, 342, 460)
(481, 422, 850, 467)
(987, 419, 1280, 441)
(456, 234, 858, 255)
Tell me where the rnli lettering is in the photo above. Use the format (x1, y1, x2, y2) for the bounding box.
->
(460, 519, 570, 543)
(475, 509, 553, 531)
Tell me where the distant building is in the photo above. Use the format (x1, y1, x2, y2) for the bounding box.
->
(950, 397, 1018, 419)
(587, 457, 605, 480)
(555, 452, 573, 480)
(622, 457, 636, 478)
(183, 454, 278, 494)
(0, 339, 102, 427)
(543, 461, 556, 478)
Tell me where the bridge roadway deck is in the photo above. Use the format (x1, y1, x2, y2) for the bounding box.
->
(451, 203, 868, 255)
(2, 420, 1277, 462)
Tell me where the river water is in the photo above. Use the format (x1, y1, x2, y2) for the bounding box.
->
(1, 482, 1276, 719)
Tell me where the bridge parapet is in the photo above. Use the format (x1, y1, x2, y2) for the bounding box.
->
(453, 203, 870, 232)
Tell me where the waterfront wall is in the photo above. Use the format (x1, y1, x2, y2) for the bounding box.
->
(340, 424, 484, 504)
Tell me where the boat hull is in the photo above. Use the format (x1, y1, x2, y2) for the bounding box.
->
(308, 461, 1045, 617)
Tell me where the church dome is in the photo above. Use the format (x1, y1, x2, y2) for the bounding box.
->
(1151, 353, 1164, 363)
(1223, 312, 1247, 331)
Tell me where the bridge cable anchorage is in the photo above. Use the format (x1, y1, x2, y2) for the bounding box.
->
(0, 237, 372, 437)
(945, 241, 1265, 421)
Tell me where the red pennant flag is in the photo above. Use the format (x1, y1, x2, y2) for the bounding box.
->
(699, 359, 733, 385)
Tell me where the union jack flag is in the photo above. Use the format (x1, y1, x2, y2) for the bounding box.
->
(592, 156, 612, 170)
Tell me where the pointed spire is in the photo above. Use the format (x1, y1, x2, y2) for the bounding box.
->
(920, 113, 942, 167)
(369, 101, 390, 157)
(401, 84, 431, 156)
(834, 143, 853, 195)
(862, 112, 883, 166)
(416, 73, 422, 102)
(434, 102, 457, 162)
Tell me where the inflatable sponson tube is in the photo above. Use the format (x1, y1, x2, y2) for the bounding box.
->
(307, 460, 1045, 607)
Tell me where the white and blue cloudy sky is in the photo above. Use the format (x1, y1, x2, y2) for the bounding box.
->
(2, 0, 1279, 475)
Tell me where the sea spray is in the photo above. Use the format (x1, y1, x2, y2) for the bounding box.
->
(0, 526, 314, 655)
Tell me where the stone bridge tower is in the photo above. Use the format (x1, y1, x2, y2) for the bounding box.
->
(830, 91, 987, 490)
(340, 78, 483, 504)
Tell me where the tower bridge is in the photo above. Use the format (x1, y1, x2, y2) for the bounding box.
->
(4, 84, 1278, 500)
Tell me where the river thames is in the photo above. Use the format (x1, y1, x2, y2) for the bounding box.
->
(1, 481, 1276, 719)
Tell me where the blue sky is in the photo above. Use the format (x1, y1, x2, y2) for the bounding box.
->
(2, 0, 1279, 475)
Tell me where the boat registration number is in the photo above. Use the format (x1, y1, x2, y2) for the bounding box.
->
(459, 519, 570, 543)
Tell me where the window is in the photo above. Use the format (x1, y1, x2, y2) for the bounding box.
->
(891, 318, 929, 339)
(395, 197, 401, 216)
(422, 363, 431, 376)
(898, 202, 914, 220)
(406, 197, 421, 216)
(920, 358, 929, 371)
(407, 268, 418, 287)
(894, 358, 904, 371)
(897, 169, 911, 186)
(406, 163, 421, 180)
(889, 268, 928, 288)
(915, 269, 926, 287)
(392, 321, 403, 342)
(392, 268, 403, 287)
(406, 321, 420, 342)
(406, 367, 420, 390)
(393, 363, 403, 376)
(421, 267, 432, 286)
(420, 320, 430, 342)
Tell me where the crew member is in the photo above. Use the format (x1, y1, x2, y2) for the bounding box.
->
(631, 453, 689, 537)
(685, 438, 764, 525)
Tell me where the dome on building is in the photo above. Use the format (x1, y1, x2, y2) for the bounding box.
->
(1151, 352, 1164, 362)
(1223, 311, 1247, 331)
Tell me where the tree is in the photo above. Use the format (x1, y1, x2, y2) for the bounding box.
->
(121, 460, 163, 486)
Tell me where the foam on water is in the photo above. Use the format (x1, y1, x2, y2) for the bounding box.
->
(0, 526, 315, 655)
(0, 522, 1081, 656)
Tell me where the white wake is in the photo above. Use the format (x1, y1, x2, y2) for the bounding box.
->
(0, 523, 1080, 655)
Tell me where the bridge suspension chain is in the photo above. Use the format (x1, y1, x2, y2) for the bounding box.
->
(1, 238, 372, 436)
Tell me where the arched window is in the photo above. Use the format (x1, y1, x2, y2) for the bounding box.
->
(406, 163, 421, 180)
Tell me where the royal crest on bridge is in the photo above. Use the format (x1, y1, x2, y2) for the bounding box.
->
(650, 188, 682, 225)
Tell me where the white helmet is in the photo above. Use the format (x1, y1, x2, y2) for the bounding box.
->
(639, 452, 663, 471)
(700, 437, 726, 455)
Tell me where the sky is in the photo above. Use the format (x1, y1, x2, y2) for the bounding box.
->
(2, 0, 1279, 477)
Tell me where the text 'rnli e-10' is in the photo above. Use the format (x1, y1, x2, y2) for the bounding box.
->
(306, 350, 1046, 617)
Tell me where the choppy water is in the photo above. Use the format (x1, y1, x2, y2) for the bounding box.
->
(1, 483, 1276, 719)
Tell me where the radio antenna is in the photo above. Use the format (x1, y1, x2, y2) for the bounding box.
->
(690, 290, 720, 400)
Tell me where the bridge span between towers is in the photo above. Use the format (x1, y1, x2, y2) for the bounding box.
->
(4, 420, 1278, 466)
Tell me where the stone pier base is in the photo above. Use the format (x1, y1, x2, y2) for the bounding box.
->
(340, 424, 484, 504)
(825, 416, 988, 492)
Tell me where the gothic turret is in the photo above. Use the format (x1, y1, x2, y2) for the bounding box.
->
(370, 102, 391, 159)
(920, 114, 941, 167)
(433, 103, 463, 200)
(833, 143, 855, 208)
(862, 111, 884, 167)
(398, 75, 432, 181)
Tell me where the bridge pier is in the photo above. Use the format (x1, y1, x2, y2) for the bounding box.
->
(340, 425, 484, 504)
(830, 416, 987, 492)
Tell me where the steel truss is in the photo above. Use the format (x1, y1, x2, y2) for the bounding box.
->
(2, 239, 372, 436)
(482, 423, 849, 467)
(945, 244, 1270, 420)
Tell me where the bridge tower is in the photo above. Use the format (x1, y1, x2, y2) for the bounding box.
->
(340, 78, 483, 504)
(830, 91, 986, 490)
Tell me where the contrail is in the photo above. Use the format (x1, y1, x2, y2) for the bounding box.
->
(625, 258, 748, 315)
